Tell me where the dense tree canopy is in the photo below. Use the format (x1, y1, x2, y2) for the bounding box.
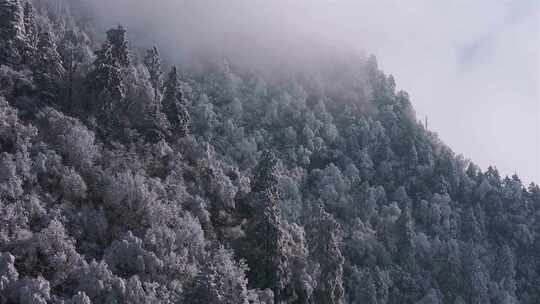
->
(0, 1, 539, 303)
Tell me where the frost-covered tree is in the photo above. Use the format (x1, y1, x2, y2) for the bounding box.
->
(103, 231, 161, 279)
(185, 247, 250, 304)
(252, 150, 279, 193)
(162, 66, 190, 136)
(38, 108, 99, 170)
(143, 46, 163, 105)
(396, 203, 416, 269)
(85, 26, 130, 118)
(307, 204, 344, 304)
(58, 28, 93, 108)
(0, 0, 25, 65)
(105, 25, 130, 68)
(242, 150, 292, 303)
(0, 4, 538, 303)
(22, 1, 37, 64)
(33, 30, 65, 102)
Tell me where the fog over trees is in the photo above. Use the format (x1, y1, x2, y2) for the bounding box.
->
(0, 1, 539, 303)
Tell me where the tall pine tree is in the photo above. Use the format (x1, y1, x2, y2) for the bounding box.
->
(86, 26, 130, 117)
(33, 29, 65, 102)
(0, 0, 25, 65)
(307, 204, 345, 304)
(245, 150, 290, 303)
(143, 46, 163, 105)
(162, 66, 190, 137)
(22, 1, 37, 64)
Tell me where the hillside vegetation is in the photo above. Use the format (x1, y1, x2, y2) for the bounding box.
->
(0, 1, 539, 303)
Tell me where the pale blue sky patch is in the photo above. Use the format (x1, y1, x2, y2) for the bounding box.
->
(457, 39, 490, 67)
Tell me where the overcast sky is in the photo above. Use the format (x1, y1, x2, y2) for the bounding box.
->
(342, 0, 540, 184)
(84, 0, 540, 183)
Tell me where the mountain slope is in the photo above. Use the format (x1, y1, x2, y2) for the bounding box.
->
(0, 1, 539, 303)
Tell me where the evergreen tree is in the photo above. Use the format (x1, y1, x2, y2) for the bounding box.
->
(461, 207, 482, 242)
(494, 245, 517, 302)
(85, 26, 130, 117)
(0, 0, 25, 65)
(245, 150, 290, 303)
(252, 150, 279, 193)
(22, 1, 37, 64)
(162, 66, 190, 136)
(308, 204, 345, 304)
(105, 25, 130, 67)
(33, 30, 65, 102)
(58, 28, 92, 108)
(143, 46, 163, 105)
(462, 242, 489, 304)
(396, 203, 416, 269)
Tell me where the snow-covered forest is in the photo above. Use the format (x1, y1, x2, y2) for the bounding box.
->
(0, 0, 539, 303)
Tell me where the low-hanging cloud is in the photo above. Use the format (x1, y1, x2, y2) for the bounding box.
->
(76, 0, 369, 73)
(75, 0, 539, 183)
